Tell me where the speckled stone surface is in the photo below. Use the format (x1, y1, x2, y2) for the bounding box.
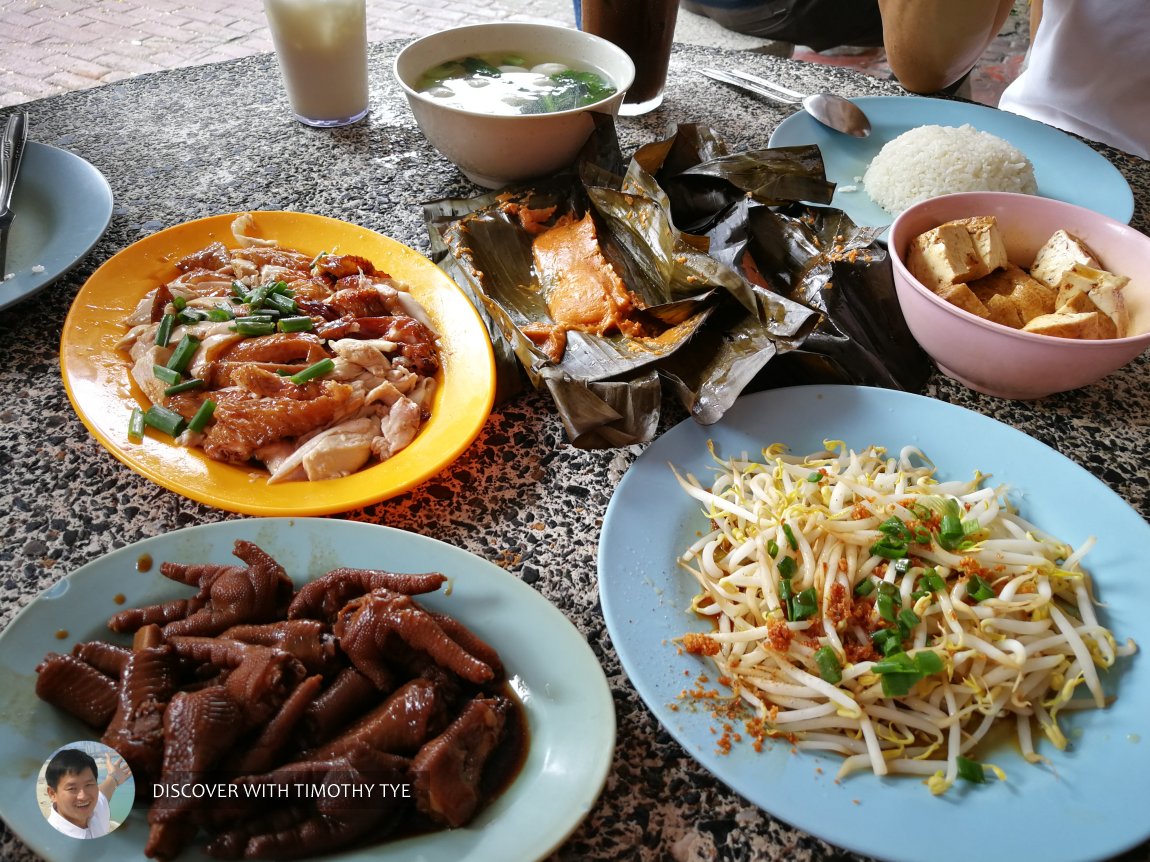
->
(1, 41, 1148, 862)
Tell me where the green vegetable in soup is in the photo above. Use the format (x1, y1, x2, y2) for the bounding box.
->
(416, 52, 616, 116)
(462, 56, 502, 77)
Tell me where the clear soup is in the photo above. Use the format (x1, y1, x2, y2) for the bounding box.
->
(416, 53, 616, 115)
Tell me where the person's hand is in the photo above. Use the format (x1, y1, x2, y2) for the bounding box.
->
(103, 752, 131, 787)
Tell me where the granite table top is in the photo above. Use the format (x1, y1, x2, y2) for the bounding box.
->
(1, 38, 1148, 862)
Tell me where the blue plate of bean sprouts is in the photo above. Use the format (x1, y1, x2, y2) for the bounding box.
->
(600, 384, 1149, 862)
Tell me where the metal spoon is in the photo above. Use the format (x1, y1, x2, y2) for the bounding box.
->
(699, 68, 871, 138)
(802, 91, 871, 138)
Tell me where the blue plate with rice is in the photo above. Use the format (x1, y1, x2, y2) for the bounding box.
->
(768, 95, 1134, 232)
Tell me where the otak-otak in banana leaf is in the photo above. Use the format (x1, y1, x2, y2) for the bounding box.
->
(424, 119, 930, 448)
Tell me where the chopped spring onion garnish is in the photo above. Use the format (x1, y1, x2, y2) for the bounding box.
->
(177, 308, 207, 324)
(919, 568, 946, 593)
(186, 399, 216, 433)
(230, 318, 277, 337)
(879, 516, 912, 541)
(142, 405, 187, 437)
(782, 523, 798, 551)
(873, 650, 944, 698)
(790, 586, 818, 620)
(266, 291, 298, 316)
(854, 578, 876, 597)
(290, 357, 335, 385)
(165, 334, 200, 374)
(914, 650, 944, 675)
(152, 365, 182, 386)
(777, 555, 797, 579)
(877, 592, 898, 623)
(968, 575, 996, 602)
(155, 313, 175, 348)
(207, 305, 235, 322)
(164, 378, 206, 396)
(128, 407, 145, 441)
(898, 608, 920, 631)
(767, 539, 779, 558)
(277, 316, 314, 333)
(939, 513, 965, 550)
(807, 471, 822, 483)
(171, 295, 187, 311)
(814, 646, 842, 684)
(871, 628, 904, 656)
(956, 756, 986, 784)
(870, 536, 909, 559)
(245, 281, 274, 309)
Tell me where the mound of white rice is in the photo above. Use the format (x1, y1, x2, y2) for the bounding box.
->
(863, 123, 1037, 214)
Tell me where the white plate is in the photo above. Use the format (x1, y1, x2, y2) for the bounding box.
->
(600, 384, 1150, 862)
(2, 141, 113, 311)
(768, 95, 1135, 231)
(0, 519, 615, 861)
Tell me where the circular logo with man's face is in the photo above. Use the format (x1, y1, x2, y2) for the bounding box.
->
(37, 741, 134, 839)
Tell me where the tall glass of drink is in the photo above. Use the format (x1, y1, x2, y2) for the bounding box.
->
(579, 0, 679, 115)
(263, 0, 370, 127)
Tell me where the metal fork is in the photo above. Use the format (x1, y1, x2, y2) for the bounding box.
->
(698, 67, 871, 137)
(0, 111, 29, 275)
(697, 67, 802, 105)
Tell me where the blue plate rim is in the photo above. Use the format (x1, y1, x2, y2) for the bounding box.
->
(1, 140, 113, 312)
(0, 518, 616, 862)
(599, 384, 1150, 862)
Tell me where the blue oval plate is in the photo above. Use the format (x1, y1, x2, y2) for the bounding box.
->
(600, 384, 1149, 862)
(1, 141, 113, 311)
(0, 519, 615, 862)
(768, 95, 1135, 231)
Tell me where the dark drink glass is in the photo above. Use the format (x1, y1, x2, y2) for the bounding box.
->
(579, 0, 679, 115)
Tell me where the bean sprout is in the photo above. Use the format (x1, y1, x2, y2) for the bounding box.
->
(673, 441, 1137, 794)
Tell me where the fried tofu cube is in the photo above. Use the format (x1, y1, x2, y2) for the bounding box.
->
(1053, 264, 1130, 337)
(907, 223, 985, 291)
(937, 282, 990, 318)
(1029, 229, 1101, 288)
(1023, 310, 1115, 340)
(907, 217, 1008, 294)
(1009, 272, 1057, 324)
(1056, 290, 1099, 315)
(985, 293, 1024, 328)
(953, 216, 1009, 273)
(1087, 310, 1120, 339)
(968, 263, 1055, 325)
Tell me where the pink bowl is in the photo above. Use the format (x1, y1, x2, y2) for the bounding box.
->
(889, 192, 1150, 400)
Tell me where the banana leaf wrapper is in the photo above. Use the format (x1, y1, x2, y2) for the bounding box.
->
(424, 120, 930, 447)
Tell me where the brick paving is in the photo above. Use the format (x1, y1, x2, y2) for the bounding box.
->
(1, 0, 1026, 110)
(0, 0, 575, 109)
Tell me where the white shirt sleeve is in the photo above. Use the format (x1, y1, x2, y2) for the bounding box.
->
(998, 0, 1150, 159)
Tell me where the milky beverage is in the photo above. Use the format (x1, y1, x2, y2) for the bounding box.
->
(263, 0, 369, 126)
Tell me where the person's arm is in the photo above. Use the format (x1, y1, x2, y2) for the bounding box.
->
(878, 0, 1016, 93)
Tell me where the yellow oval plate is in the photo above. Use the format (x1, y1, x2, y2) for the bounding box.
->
(61, 211, 496, 516)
